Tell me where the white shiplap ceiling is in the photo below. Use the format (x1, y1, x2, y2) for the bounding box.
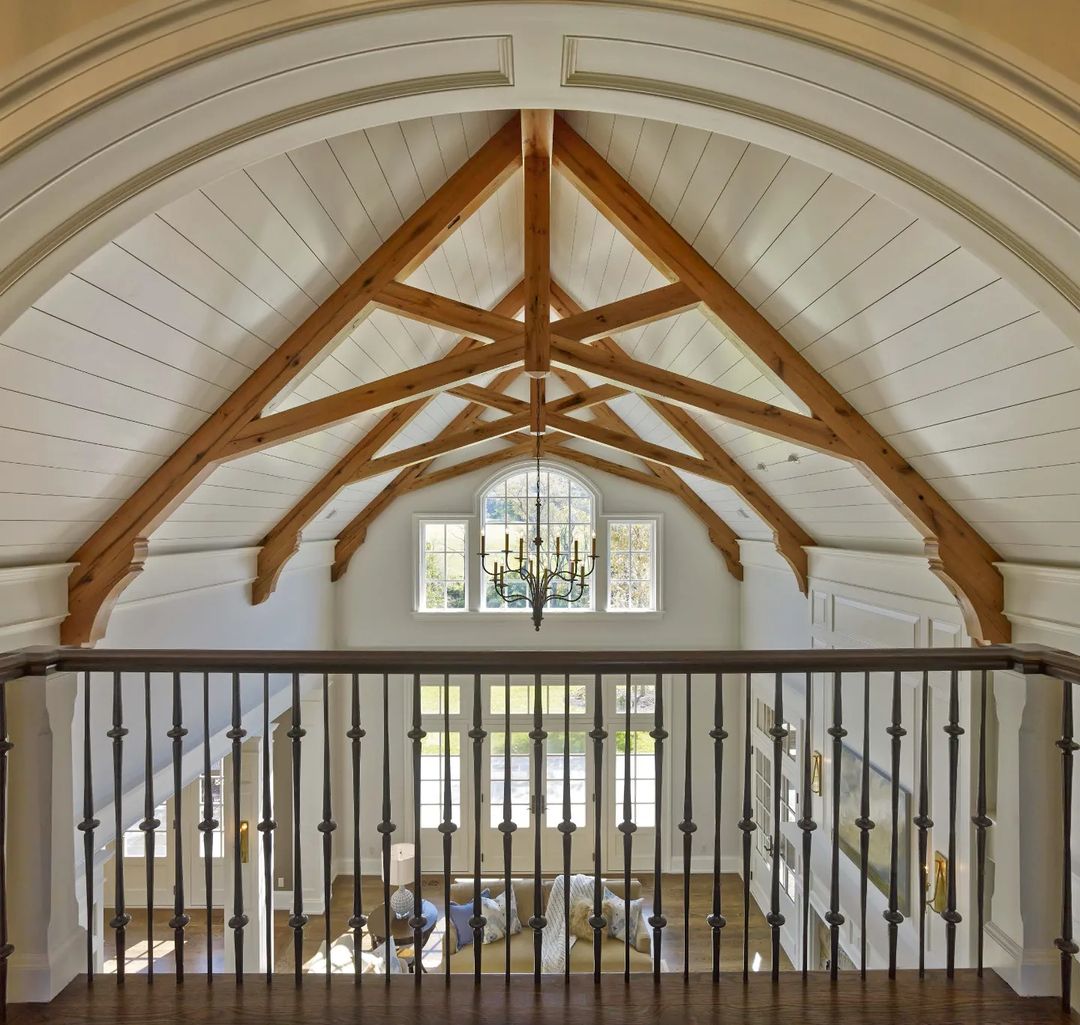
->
(0, 107, 1077, 573)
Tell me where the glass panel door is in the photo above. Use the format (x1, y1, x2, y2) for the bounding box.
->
(484, 730, 535, 873)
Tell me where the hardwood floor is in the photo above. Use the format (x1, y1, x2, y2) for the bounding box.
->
(101, 873, 785, 976)
(10, 972, 1077, 1024)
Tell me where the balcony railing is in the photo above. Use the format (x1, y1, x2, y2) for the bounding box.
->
(1, 644, 1079, 1010)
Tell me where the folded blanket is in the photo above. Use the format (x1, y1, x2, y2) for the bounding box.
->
(540, 873, 597, 973)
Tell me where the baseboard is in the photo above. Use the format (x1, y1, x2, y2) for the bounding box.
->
(8, 927, 85, 1003)
(985, 921, 1061, 997)
(273, 890, 325, 916)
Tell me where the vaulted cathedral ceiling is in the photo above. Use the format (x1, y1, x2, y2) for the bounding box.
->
(1, 109, 1076, 645)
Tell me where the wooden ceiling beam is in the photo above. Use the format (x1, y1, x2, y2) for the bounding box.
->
(552, 113, 1007, 642)
(547, 363, 743, 579)
(60, 113, 523, 645)
(522, 109, 554, 378)
(223, 336, 523, 457)
(448, 382, 627, 416)
(252, 283, 527, 605)
(551, 335, 848, 457)
(552, 282, 698, 342)
(551, 283, 807, 589)
(373, 281, 523, 340)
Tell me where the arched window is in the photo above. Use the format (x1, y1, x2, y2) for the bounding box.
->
(480, 463, 596, 611)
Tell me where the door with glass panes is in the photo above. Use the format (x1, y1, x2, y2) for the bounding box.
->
(481, 675, 593, 873)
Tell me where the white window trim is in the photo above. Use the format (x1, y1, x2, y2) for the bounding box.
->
(414, 514, 472, 613)
(604, 514, 662, 614)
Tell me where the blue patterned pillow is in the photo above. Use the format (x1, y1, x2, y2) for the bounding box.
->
(448, 889, 491, 949)
(481, 886, 522, 943)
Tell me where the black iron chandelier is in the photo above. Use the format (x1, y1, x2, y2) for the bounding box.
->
(479, 439, 597, 631)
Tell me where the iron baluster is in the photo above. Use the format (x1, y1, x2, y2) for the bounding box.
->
(318, 674, 336, 983)
(856, 671, 874, 978)
(738, 673, 755, 981)
(468, 675, 486, 979)
(768, 672, 788, 981)
(0, 680, 10, 1006)
(679, 674, 697, 980)
(440, 673, 457, 983)
(589, 674, 607, 983)
(649, 673, 667, 980)
(288, 672, 308, 983)
(227, 672, 249, 980)
(619, 674, 635, 982)
(528, 673, 547, 982)
(884, 671, 906, 978)
(259, 672, 275, 984)
(141, 673, 160, 981)
(346, 674, 365, 983)
(377, 674, 395, 987)
(409, 673, 426, 988)
(499, 673, 514, 982)
(1056, 679, 1079, 1011)
(944, 669, 964, 976)
(973, 669, 992, 978)
(199, 672, 216, 980)
(708, 673, 727, 982)
(797, 671, 816, 979)
(826, 672, 847, 982)
(559, 675, 575, 983)
(109, 671, 130, 984)
(167, 673, 188, 980)
(914, 670, 933, 977)
(77, 672, 99, 982)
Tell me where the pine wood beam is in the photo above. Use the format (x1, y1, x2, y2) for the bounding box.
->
(553, 113, 1007, 642)
(252, 283, 527, 604)
(552, 282, 698, 342)
(551, 335, 848, 457)
(522, 109, 553, 377)
(550, 284, 805, 588)
(548, 363, 743, 579)
(223, 337, 523, 457)
(373, 281, 523, 340)
(449, 382, 626, 416)
(400, 439, 537, 494)
(61, 114, 523, 645)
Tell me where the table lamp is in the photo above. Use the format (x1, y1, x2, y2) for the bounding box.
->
(387, 843, 416, 919)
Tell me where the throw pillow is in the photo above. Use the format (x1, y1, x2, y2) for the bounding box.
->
(602, 889, 646, 951)
(481, 886, 523, 944)
(448, 889, 491, 950)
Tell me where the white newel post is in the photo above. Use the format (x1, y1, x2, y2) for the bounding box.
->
(7, 672, 84, 1001)
(222, 734, 268, 973)
(987, 670, 1063, 996)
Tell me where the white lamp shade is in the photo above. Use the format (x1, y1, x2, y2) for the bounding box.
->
(387, 842, 415, 886)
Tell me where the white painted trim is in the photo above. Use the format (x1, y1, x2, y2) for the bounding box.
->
(0, 563, 75, 585)
(1002, 614, 1080, 644)
(997, 563, 1080, 586)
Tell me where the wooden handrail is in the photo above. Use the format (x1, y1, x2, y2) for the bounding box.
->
(2, 643, 1079, 685)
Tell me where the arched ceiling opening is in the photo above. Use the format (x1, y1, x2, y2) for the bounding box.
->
(0, 2, 1076, 646)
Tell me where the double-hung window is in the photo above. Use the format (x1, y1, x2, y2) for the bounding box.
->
(419, 519, 468, 611)
(607, 519, 657, 611)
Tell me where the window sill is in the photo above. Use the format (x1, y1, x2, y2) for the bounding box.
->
(411, 610, 664, 622)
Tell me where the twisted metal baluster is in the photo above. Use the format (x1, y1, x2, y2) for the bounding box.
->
(528, 673, 547, 982)
(914, 670, 933, 978)
(440, 674, 457, 983)
(797, 671, 816, 979)
(319, 674, 336, 983)
(885, 671, 906, 978)
(589, 674, 607, 983)
(198, 672, 216, 980)
(409, 673, 426, 988)
(738, 673, 755, 981)
(768, 672, 788, 982)
(559, 676, 575, 982)
(346, 674, 366, 982)
(167, 673, 188, 980)
(109, 671, 131, 984)
(973, 669, 992, 978)
(826, 672, 847, 982)
(228, 673, 249, 980)
(708, 673, 727, 982)
(944, 669, 964, 976)
(377, 674, 395, 988)
(78, 672, 100, 982)
(1056, 679, 1079, 1011)
(140, 673, 160, 981)
(258, 673, 275, 984)
(679, 674, 697, 980)
(650, 674, 667, 980)
(620, 675, 635, 982)
(499, 674, 514, 982)
(856, 671, 874, 978)
(468, 675, 486, 979)
(288, 673, 308, 983)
